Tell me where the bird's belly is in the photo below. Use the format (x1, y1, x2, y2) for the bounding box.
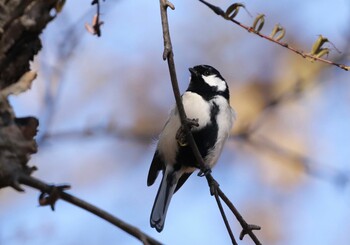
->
(157, 92, 234, 170)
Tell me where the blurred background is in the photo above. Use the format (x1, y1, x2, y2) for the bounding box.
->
(1, 0, 350, 244)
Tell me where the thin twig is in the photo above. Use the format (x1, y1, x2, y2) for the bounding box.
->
(19, 175, 161, 245)
(39, 3, 116, 144)
(198, 0, 349, 71)
(213, 184, 238, 245)
(206, 174, 261, 244)
(159, 0, 261, 244)
(218, 188, 261, 242)
(159, 0, 208, 175)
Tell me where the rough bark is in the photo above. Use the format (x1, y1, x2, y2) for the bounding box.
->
(0, 0, 58, 190)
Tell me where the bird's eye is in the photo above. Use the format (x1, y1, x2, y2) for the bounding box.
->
(204, 71, 211, 76)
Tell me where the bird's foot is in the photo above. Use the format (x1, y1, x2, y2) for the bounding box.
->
(197, 168, 212, 177)
(176, 118, 199, 146)
(205, 173, 219, 196)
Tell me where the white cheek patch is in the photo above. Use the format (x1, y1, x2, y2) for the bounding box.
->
(202, 75, 227, 92)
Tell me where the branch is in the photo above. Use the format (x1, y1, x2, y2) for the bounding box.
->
(0, 0, 58, 89)
(0, 112, 160, 244)
(206, 174, 261, 244)
(159, 0, 209, 183)
(38, 3, 116, 144)
(39, 125, 153, 144)
(38, 0, 120, 145)
(19, 175, 161, 245)
(0, 0, 59, 190)
(159, 0, 261, 244)
(198, 0, 350, 71)
(0, 1, 160, 244)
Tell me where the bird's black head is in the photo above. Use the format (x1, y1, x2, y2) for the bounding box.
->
(187, 65, 229, 101)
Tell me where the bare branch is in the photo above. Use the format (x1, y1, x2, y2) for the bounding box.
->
(40, 125, 153, 144)
(38, 5, 113, 144)
(0, 0, 56, 191)
(211, 179, 238, 245)
(206, 174, 261, 244)
(0, 1, 161, 244)
(159, 0, 261, 244)
(159, 0, 210, 181)
(19, 175, 162, 245)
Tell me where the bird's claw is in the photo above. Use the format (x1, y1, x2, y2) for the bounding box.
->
(186, 118, 199, 128)
(205, 174, 219, 196)
(176, 118, 199, 146)
(197, 168, 211, 177)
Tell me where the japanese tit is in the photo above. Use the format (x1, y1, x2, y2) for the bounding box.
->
(147, 65, 236, 232)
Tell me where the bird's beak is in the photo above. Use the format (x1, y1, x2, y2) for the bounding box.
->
(189, 67, 198, 77)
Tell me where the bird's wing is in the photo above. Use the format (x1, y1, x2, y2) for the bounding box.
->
(147, 150, 164, 186)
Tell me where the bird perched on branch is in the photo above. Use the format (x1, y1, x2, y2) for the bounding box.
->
(147, 64, 236, 232)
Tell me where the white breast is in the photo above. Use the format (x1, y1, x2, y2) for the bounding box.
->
(157, 92, 235, 168)
(182, 92, 211, 130)
(157, 92, 212, 165)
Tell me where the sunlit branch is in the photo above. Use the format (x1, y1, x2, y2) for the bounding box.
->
(199, 0, 349, 71)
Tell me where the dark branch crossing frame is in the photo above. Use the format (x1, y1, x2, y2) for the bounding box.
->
(158, 0, 262, 244)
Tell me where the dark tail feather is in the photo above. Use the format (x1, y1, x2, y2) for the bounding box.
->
(150, 169, 179, 232)
(174, 172, 192, 193)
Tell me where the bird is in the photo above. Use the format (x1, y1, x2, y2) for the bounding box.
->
(147, 64, 236, 232)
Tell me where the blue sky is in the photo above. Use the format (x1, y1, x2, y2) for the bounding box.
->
(1, 1, 350, 245)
